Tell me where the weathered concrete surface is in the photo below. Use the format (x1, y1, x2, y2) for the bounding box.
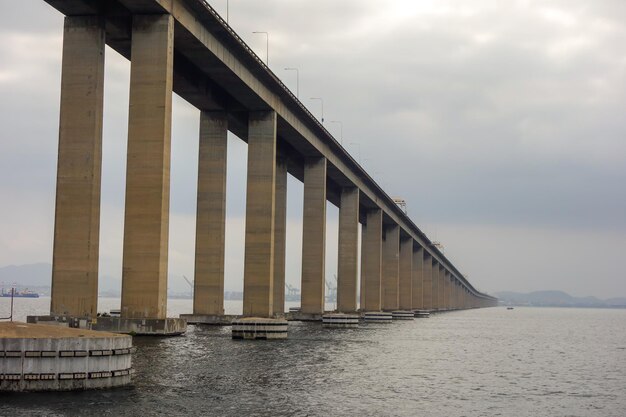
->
(193, 111, 227, 316)
(231, 317, 288, 340)
(27, 315, 186, 336)
(121, 14, 174, 319)
(51, 16, 105, 319)
(422, 254, 433, 310)
(362, 209, 382, 312)
(273, 153, 288, 316)
(300, 157, 327, 315)
(411, 247, 424, 310)
(179, 314, 239, 325)
(382, 224, 400, 311)
(0, 322, 133, 391)
(243, 111, 277, 318)
(398, 237, 413, 311)
(337, 187, 359, 313)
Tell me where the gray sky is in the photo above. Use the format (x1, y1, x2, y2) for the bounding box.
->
(1, 0, 625, 298)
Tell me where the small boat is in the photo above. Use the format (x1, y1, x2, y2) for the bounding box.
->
(507, 307, 514, 310)
(1, 288, 39, 298)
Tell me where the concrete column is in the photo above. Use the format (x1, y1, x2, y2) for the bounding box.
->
(300, 157, 327, 314)
(193, 111, 227, 316)
(359, 222, 366, 310)
(121, 15, 174, 319)
(243, 110, 277, 317)
(51, 16, 105, 319)
(439, 264, 446, 310)
(443, 269, 450, 310)
(422, 253, 432, 310)
(382, 224, 400, 311)
(398, 237, 413, 311)
(362, 209, 383, 311)
(272, 152, 288, 316)
(431, 261, 439, 310)
(337, 187, 359, 313)
(411, 246, 424, 310)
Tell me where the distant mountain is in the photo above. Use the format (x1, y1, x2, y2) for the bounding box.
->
(495, 290, 626, 308)
(0, 263, 51, 288)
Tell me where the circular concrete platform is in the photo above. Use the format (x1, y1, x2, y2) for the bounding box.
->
(322, 313, 359, 328)
(231, 318, 288, 340)
(391, 310, 414, 320)
(413, 310, 431, 318)
(0, 322, 135, 392)
(363, 312, 393, 322)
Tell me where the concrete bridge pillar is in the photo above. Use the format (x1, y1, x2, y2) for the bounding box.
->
(444, 271, 450, 310)
(431, 261, 439, 311)
(337, 187, 359, 313)
(272, 152, 288, 316)
(300, 157, 327, 315)
(439, 265, 445, 310)
(242, 110, 278, 317)
(411, 247, 424, 310)
(422, 254, 432, 310)
(361, 209, 383, 311)
(193, 111, 227, 316)
(51, 16, 105, 318)
(398, 237, 413, 311)
(121, 14, 174, 319)
(382, 224, 400, 311)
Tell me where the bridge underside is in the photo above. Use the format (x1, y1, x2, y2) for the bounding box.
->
(44, 0, 497, 325)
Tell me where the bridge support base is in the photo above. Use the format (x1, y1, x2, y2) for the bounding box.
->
(179, 314, 238, 325)
(27, 315, 186, 336)
(322, 313, 359, 328)
(391, 310, 414, 320)
(231, 318, 288, 340)
(363, 312, 393, 322)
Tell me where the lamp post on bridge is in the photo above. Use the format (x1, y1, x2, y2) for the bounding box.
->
(252, 31, 269, 65)
(284, 67, 299, 99)
(310, 97, 324, 124)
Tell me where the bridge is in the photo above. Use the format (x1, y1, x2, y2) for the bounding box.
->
(35, 0, 497, 336)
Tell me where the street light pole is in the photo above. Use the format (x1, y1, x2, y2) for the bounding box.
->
(330, 120, 343, 145)
(252, 31, 269, 65)
(284, 67, 299, 99)
(310, 97, 324, 124)
(226, 0, 229, 23)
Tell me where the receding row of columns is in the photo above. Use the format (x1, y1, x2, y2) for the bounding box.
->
(49, 13, 496, 321)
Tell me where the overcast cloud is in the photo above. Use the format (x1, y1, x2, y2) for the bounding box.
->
(0, 0, 625, 298)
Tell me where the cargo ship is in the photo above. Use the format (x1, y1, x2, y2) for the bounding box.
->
(1, 288, 40, 298)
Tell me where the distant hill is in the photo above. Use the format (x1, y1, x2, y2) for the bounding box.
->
(495, 290, 626, 308)
(0, 263, 51, 288)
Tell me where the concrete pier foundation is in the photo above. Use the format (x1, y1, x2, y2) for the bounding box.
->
(422, 253, 433, 311)
(242, 111, 278, 318)
(300, 157, 327, 315)
(362, 209, 383, 312)
(273, 153, 288, 316)
(193, 111, 228, 316)
(398, 237, 413, 311)
(337, 187, 359, 313)
(382, 224, 400, 311)
(411, 247, 424, 310)
(120, 14, 174, 320)
(51, 16, 105, 319)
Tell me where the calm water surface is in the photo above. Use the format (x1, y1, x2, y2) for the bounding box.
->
(1, 298, 625, 416)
